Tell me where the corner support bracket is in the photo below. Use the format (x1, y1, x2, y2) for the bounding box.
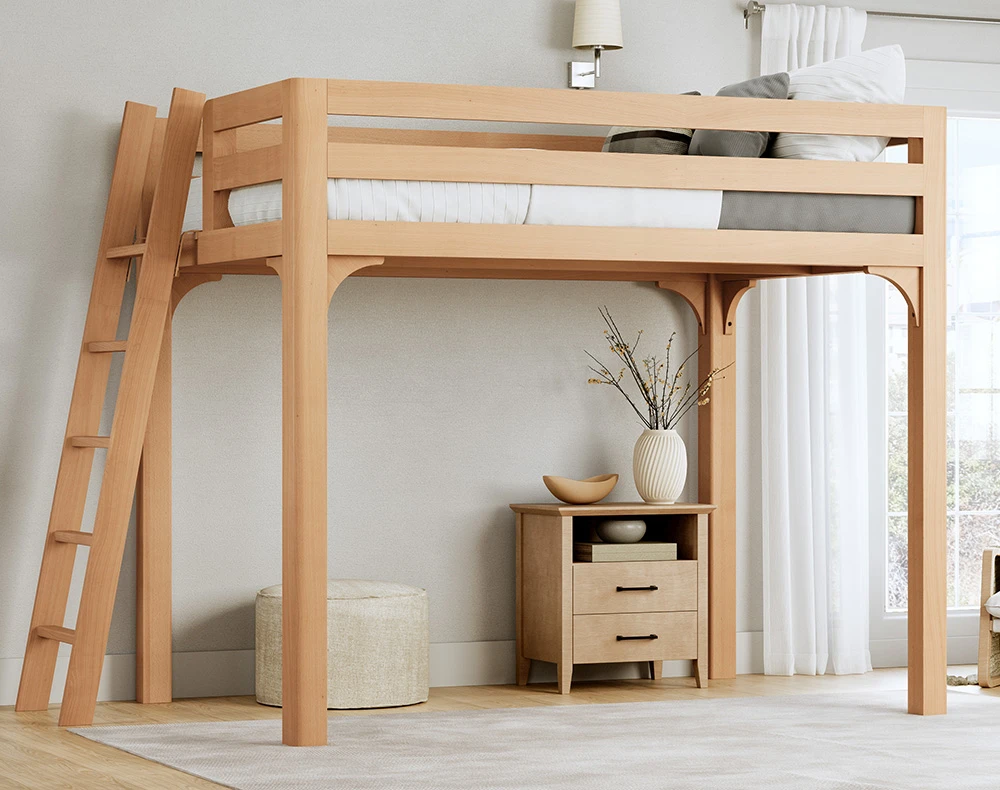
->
(266, 255, 384, 304)
(171, 272, 222, 313)
(721, 279, 756, 335)
(865, 265, 921, 326)
(657, 278, 707, 335)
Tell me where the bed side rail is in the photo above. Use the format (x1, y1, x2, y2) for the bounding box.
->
(200, 78, 944, 257)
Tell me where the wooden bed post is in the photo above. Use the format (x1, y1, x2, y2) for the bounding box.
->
(696, 275, 750, 680)
(906, 109, 948, 715)
(275, 78, 330, 746)
(136, 272, 220, 704)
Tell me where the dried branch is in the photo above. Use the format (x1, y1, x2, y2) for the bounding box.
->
(585, 309, 731, 431)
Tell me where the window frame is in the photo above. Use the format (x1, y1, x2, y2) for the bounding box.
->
(868, 60, 1000, 666)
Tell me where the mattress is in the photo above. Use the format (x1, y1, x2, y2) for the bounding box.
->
(182, 177, 914, 235)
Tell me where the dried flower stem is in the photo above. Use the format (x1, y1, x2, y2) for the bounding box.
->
(586, 307, 733, 430)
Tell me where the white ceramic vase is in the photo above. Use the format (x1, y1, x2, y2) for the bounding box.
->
(632, 428, 687, 504)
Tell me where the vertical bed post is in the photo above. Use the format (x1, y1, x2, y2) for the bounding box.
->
(699, 274, 738, 679)
(135, 294, 173, 703)
(278, 78, 330, 746)
(136, 272, 221, 703)
(907, 109, 948, 715)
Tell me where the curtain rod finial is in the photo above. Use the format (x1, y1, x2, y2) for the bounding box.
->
(744, 0, 764, 29)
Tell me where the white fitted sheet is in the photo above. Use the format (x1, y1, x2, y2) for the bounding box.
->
(181, 177, 724, 233)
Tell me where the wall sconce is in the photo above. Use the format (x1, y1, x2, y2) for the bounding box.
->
(569, 0, 623, 89)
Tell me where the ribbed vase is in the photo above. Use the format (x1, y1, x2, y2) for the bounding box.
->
(632, 429, 687, 504)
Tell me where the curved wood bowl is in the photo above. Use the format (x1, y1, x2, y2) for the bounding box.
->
(542, 473, 619, 505)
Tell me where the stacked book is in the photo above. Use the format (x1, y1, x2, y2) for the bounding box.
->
(574, 541, 677, 563)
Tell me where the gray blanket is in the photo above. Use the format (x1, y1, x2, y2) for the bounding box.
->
(720, 191, 915, 234)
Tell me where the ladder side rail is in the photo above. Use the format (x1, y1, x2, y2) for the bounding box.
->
(16, 102, 157, 712)
(58, 88, 205, 726)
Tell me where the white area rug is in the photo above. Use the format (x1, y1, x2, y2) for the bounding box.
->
(72, 691, 999, 789)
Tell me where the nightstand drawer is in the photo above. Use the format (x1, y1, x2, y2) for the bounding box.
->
(573, 561, 697, 614)
(573, 612, 697, 663)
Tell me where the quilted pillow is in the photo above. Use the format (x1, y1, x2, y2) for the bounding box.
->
(770, 45, 906, 162)
(689, 72, 790, 158)
(603, 92, 700, 155)
(603, 126, 694, 155)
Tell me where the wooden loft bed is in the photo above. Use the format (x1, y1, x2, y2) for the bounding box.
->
(18, 79, 946, 747)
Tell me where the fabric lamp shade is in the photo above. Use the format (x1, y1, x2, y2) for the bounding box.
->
(572, 0, 623, 50)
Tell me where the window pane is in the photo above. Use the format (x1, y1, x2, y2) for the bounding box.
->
(887, 415, 907, 514)
(958, 515, 1000, 608)
(886, 514, 908, 612)
(883, 116, 1000, 614)
(886, 287, 908, 415)
(887, 414, 956, 512)
(887, 515, 959, 612)
(958, 392, 1000, 511)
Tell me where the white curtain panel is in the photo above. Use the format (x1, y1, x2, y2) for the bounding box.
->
(760, 3, 874, 676)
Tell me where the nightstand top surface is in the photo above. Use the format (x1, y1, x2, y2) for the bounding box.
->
(509, 501, 715, 516)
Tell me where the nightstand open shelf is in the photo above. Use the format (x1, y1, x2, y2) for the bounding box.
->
(511, 502, 714, 694)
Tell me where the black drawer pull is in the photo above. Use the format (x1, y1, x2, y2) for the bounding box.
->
(616, 585, 658, 592)
(617, 634, 659, 641)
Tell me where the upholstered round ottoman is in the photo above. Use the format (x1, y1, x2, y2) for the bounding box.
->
(255, 579, 429, 709)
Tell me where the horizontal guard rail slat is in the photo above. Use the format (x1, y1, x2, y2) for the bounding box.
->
(214, 145, 281, 190)
(196, 222, 923, 268)
(326, 144, 922, 195)
(232, 125, 607, 153)
(325, 79, 925, 138)
(225, 123, 905, 153)
(210, 81, 283, 131)
(213, 142, 924, 195)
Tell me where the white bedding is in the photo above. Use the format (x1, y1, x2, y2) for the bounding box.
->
(181, 177, 724, 232)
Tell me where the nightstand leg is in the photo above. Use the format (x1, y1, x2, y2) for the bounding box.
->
(557, 662, 572, 694)
(516, 655, 530, 686)
(650, 661, 663, 680)
(695, 658, 708, 689)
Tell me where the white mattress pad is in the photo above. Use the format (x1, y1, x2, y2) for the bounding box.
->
(182, 177, 724, 233)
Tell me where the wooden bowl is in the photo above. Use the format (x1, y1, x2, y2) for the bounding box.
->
(542, 474, 619, 505)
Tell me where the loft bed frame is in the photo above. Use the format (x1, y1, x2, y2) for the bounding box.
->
(20, 79, 947, 747)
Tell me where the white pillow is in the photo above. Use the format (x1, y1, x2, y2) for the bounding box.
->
(987, 591, 1000, 618)
(770, 45, 906, 162)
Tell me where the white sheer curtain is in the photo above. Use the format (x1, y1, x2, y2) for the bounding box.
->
(760, 4, 874, 676)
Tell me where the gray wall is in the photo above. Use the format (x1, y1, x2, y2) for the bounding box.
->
(2, 0, 998, 693)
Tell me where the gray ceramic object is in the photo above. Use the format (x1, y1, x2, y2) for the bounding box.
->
(595, 519, 647, 544)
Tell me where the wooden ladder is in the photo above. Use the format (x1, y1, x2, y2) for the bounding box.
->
(16, 88, 204, 726)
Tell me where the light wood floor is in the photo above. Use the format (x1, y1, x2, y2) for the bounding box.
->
(1, 667, 995, 789)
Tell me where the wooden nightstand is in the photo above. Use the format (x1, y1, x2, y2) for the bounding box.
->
(511, 502, 713, 694)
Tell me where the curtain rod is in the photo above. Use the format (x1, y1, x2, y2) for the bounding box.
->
(743, 1, 1000, 29)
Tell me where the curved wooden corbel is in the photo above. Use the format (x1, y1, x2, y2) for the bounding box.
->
(328, 256, 384, 304)
(657, 279, 707, 335)
(865, 265, 920, 326)
(171, 272, 222, 313)
(266, 255, 385, 304)
(721, 279, 756, 335)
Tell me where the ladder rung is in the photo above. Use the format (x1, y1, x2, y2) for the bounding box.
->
(86, 340, 127, 353)
(52, 530, 93, 546)
(35, 625, 76, 645)
(106, 243, 145, 260)
(70, 436, 110, 449)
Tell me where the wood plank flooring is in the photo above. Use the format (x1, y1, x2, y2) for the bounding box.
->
(1, 667, 995, 789)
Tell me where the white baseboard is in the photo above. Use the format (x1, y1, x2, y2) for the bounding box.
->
(2, 631, 971, 705)
(0, 631, 789, 705)
(870, 634, 978, 670)
(736, 630, 765, 675)
(0, 649, 259, 707)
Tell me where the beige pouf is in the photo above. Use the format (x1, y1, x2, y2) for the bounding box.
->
(255, 579, 429, 709)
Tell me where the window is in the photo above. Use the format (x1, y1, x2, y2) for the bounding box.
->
(882, 117, 1000, 613)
